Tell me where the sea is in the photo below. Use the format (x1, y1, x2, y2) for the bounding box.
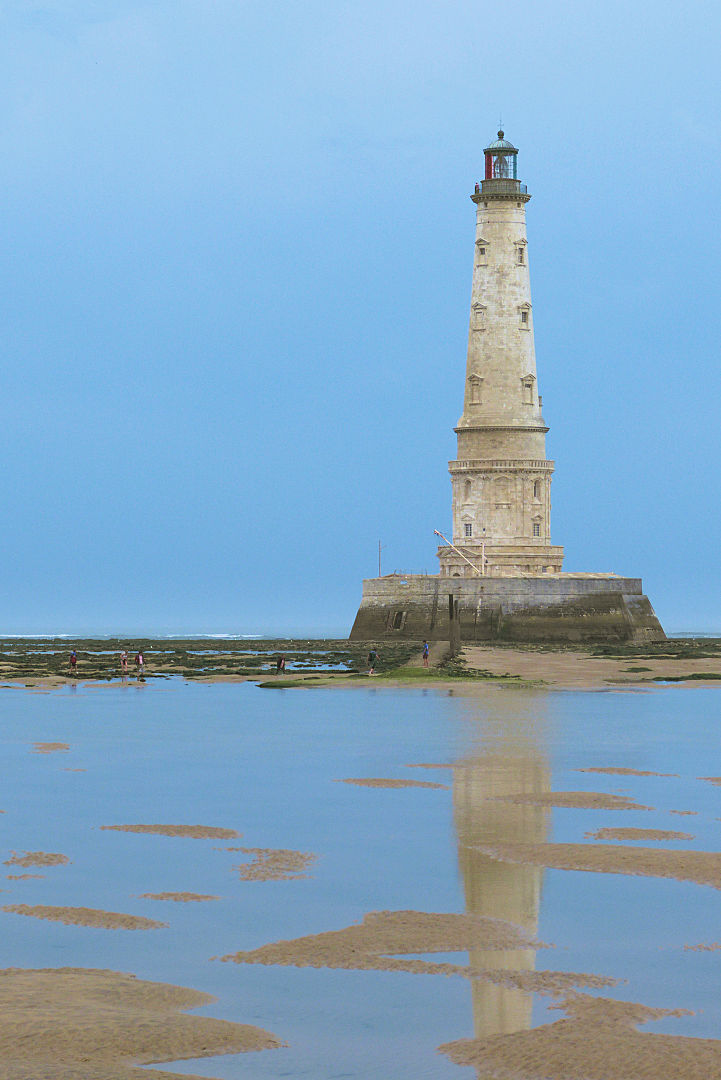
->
(2, 672, 721, 1077)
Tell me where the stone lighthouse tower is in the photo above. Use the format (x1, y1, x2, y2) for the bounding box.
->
(438, 132, 564, 578)
(349, 130, 665, 643)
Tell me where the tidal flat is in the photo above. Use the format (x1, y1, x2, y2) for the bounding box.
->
(2, 669, 721, 1077)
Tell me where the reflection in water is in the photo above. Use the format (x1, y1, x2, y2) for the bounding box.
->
(453, 693, 550, 1043)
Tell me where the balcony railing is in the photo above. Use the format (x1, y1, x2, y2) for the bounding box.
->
(475, 179, 528, 196)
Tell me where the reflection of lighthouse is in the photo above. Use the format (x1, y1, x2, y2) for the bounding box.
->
(453, 702, 550, 1039)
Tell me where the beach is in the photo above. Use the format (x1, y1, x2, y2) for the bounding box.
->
(2, 645, 721, 1077)
(2, 635, 721, 691)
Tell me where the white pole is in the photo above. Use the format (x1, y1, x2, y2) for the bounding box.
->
(433, 530, 483, 576)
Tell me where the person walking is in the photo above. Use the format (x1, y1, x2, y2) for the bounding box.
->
(367, 647, 379, 675)
(120, 650, 128, 675)
(68, 650, 77, 676)
(275, 654, 286, 675)
(135, 651, 145, 676)
(422, 641, 430, 668)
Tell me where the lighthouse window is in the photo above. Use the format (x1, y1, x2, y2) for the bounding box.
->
(472, 305, 486, 330)
(533, 480, 541, 498)
(464, 523, 473, 538)
(521, 310, 528, 325)
(533, 523, 540, 537)
(517, 247, 525, 264)
(478, 247, 485, 256)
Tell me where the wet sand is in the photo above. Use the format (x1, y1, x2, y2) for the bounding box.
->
(2, 905, 168, 929)
(336, 777, 449, 790)
(232, 847, 316, 881)
(0, 967, 283, 1079)
(100, 824, 240, 839)
(221, 908, 548, 976)
(31, 741, 69, 753)
(586, 827, 694, 842)
(577, 766, 679, 777)
(139, 892, 220, 902)
(461, 646, 721, 690)
(438, 991, 721, 1078)
(489, 791, 652, 811)
(473, 841, 721, 890)
(3, 851, 70, 868)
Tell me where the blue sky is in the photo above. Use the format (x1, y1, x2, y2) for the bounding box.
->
(0, 0, 718, 635)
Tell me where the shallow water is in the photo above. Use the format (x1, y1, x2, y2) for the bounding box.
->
(1, 679, 721, 1077)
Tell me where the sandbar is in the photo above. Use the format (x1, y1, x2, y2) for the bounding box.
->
(139, 892, 219, 902)
(4, 851, 69, 868)
(489, 791, 652, 811)
(577, 766, 679, 777)
(100, 824, 240, 839)
(438, 991, 721, 1079)
(220, 909, 547, 976)
(586, 827, 694, 842)
(335, 777, 449, 790)
(32, 742, 69, 753)
(233, 847, 316, 881)
(0, 966, 283, 1079)
(2, 904, 168, 929)
(474, 841, 721, 889)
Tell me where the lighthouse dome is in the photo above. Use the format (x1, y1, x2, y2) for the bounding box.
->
(484, 130, 518, 152)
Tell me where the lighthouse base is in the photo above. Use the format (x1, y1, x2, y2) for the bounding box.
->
(349, 573, 665, 644)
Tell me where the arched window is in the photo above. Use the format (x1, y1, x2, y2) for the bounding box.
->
(464, 479, 472, 500)
(533, 479, 541, 499)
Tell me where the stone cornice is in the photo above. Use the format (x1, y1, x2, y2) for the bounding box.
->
(454, 424, 549, 435)
(449, 459, 555, 474)
(471, 192, 531, 204)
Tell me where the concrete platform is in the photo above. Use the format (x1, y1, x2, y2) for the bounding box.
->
(349, 573, 665, 644)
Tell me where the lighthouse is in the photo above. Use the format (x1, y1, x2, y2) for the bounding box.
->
(438, 132, 564, 578)
(349, 131, 665, 644)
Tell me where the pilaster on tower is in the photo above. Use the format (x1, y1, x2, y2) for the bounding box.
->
(438, 131, 564, 578)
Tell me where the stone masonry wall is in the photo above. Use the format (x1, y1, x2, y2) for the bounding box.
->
(349, 575, 665, 645)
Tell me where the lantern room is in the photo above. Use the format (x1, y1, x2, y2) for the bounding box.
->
(484, 131, 518, 180)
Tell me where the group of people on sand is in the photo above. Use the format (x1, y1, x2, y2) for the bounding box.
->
(119, 650, 145, 676)
(67, 649, 145, 677)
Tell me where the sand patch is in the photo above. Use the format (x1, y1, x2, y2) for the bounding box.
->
(482, 969, 619, 994)
(4, 851, 70, 868)
(335, 777, 449, 790)
(233, 847, 316, 881)
(406, 762, 453, 769)
(138, 892, 219, 902)
(2, 905, 168, 930)
(684, 942, 721, 951)
(438, 991, 719, 1078)
(0, 967, 283, 1079)
(474, 841, 721, 889)
(100, 823, 240, 839)
(670, 809, 698, 816)
(490, 791, 652, 811)
(220, 909, 547, 976)
(31, 742, 69, 753)
(586, 827, 694, 842)
(577, 766, 679, 777)
(700, 776, 721, 786)
(64, 767, 87, 772)
(6, 874, 44, 880)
